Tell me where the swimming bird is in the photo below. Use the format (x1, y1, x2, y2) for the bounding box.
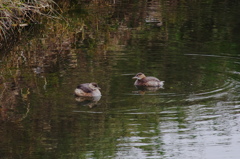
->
(75, 82, 101, 97)
(132, 73, 164, 87)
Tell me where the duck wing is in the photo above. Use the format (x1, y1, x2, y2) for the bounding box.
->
(77, 83, 92, 93)
(143, 76, 161, 82)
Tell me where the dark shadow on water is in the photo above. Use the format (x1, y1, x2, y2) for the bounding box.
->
(75, 96, 101, 108)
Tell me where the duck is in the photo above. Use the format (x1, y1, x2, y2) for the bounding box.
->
(75, 82, 101, 97)
(132, 73, 164, 87)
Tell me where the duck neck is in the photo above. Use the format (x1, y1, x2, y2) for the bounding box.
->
(92, 89, 101, 96)
(138, 77, 145, 81)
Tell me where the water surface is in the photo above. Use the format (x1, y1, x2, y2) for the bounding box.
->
(1, 0, 240, 159)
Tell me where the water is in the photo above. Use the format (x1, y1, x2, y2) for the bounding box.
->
(1, 0, 240, 158)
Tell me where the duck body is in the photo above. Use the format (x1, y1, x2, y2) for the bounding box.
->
(133, 73, 164, 87)
(75, 82, 101, 97)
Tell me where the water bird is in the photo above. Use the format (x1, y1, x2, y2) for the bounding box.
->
(75, 82, 101, 97)
(132, 73, 164, 87)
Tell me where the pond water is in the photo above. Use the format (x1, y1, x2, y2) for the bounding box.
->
(1, 0, 240, 159)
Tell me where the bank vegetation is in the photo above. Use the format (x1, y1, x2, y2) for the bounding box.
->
(0, 0, 58, 44)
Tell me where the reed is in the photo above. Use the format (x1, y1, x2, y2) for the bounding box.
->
(0, 0, 58, 41)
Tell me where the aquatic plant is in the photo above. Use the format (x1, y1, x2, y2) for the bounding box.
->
(0, 0, 58, 41)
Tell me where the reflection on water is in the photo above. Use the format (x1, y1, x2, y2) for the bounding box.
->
(132, 85, 164, 95)
(1, 0, 240, 159)
(75, 96, 101, 108)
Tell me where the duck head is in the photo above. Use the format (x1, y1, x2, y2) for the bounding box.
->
(132, 73, 146, 80)
(89, 82, 101, 90)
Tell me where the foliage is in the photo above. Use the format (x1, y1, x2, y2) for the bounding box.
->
(0, 0, 58, 41)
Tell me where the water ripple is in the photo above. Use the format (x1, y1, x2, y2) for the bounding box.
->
(185, 80, 236, 102)
(184, 53, 240, 60)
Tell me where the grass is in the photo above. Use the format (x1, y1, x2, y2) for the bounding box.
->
(0, 0, 59, 41)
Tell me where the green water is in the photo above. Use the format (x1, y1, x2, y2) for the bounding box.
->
(1, 0, 240, 158)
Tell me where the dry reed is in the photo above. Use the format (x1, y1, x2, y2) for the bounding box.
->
(0, 0, 59, 41)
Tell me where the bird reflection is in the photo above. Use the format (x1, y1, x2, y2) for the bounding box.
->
(132, 85, 164, 95)
(75, 96, 101, 108)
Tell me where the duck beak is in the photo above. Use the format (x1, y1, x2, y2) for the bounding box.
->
(132, 76, 138, 79)
(97, 87, 101, 89)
